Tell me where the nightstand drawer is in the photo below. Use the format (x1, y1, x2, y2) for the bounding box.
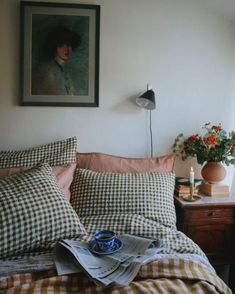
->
(185, 208, 234, 222)
(186, 224, 233, 263)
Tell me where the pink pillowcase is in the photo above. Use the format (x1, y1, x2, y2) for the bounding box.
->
(76, 152, 175, 172)
(0, 163, 76, 200)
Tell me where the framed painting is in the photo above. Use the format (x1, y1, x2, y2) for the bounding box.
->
(20, 1, 100, 107)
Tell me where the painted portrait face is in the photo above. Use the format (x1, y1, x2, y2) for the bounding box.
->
(56, 44, 72, 61)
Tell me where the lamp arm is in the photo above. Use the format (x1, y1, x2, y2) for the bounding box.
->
(150, 110, 153, 157)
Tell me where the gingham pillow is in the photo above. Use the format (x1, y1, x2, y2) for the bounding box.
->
(80, 214, 205, 257)
(71, 169, 176, 228)
(0, 137, 78, 199)
(0, 163, 86, 259)
(0, 137, 77, 168)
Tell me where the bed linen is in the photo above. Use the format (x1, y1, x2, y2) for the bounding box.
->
(0, 137, 78, 199)
(0, 256, 231, 293)
(0, 163, 86, 260)
(76, 152, 175, 173)
(0, 219, 232, 293)
(0, 144, 232, 293)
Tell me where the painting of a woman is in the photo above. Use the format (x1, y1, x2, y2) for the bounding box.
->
(32, 26, 80, 95)
(20, 2, 100, 106)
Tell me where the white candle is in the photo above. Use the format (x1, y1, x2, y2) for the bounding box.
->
(190, 166, 194, 185)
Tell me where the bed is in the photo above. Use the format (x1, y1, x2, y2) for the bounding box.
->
(0, 137, 232, 293)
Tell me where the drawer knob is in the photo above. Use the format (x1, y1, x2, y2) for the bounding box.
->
(208, 211, 214, 217)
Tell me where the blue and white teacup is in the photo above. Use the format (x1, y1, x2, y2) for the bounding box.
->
(94, 230, 116, 252)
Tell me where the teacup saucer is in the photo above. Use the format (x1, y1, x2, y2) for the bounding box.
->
(89, 238, 122, 255)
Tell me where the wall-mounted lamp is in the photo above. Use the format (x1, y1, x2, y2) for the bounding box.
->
(136, 87, 156, 110)
(136, 85, 156, 157)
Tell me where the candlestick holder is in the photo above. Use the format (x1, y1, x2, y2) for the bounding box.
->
(182, 184, 201, 202)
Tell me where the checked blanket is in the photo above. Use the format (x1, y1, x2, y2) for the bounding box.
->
(0, 257, 232, 294)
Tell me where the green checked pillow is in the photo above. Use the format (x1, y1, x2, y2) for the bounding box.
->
(71, 169, 176, 228)
(0, 163, 86, 259)
(0, 137, 77, 168)
(80, 214, 206, 258)
(0, 137, 78, 200)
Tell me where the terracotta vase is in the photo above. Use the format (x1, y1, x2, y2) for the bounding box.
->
(201, 162, 226, 184)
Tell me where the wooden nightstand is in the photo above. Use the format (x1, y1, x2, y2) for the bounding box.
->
(174, 195, 235, 291)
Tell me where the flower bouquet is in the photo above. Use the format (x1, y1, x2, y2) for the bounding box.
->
(173, 123, 235, 166)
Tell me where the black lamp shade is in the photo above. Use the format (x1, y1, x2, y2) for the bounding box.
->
(136, 89, 156, 110)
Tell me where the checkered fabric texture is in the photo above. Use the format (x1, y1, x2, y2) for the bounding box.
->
(0, 137, 77, 168)
(71, 169, 176, 228)
(0, 163, 86, 259)
(80, 214, 206, 258)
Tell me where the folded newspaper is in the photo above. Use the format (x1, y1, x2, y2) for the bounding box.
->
(54, 234, 164, 286)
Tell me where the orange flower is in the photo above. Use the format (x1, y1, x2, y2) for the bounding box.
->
(204, 133, 219, 146)
(211, 125, 222, 132)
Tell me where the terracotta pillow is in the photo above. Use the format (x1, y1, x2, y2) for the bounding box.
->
(76, 152, 175, 172)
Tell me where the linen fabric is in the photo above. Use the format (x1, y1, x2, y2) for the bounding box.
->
(80, 214, 205, 257)
(1, 258, 231, 294)
(76, 152, 175, 173)
(0, 137, 78, 199)
(0, 163, 76, 200)
(0, 137, 77, 168)
(0, 163, 86, 259)
(70, 169, 176, 228)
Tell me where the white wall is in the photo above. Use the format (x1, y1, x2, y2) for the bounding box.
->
(0, 0, 235, 187)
